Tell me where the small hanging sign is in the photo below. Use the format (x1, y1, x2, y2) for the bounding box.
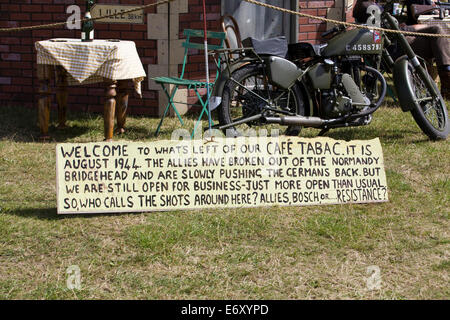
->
(91, 4, 144, 24)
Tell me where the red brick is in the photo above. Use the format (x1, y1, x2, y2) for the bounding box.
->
(97, 31, 119, 39)
(299, 17, 308, 24)
(298, 33, 308, 41)
(12, 77, 33, 85)
(300, 25, 317, 32)
(144, 49, 156, 57)
(0, 61, 11, 68)
(10, 13, 31, 21)
(4, 4, 21, 12)
(303, 9, 318, 16)
(308, 1, 327, 8)
(32, 30, 53, 38)
(2, 86, 23, 93)
(1, 69, 23, 77)
(10, 45, 32, 53)
(0, 21, 19, 28)
(299, 1, 309, 8)
(32, 13, 52, 20)
(309, 18, 323, 24)
(308, 32, 320, 40)
(93, 24, 111, 31)
(317, 23, 327, 32)
(0, 93, 11, 100)
(0, 38, 21, 45)
(20, 37, 34, 45)
(138, 57, 152, 65)
(180, 13, 201, 22)
(21, 4, 42, 12)
(34, 0, 54, 4)
(110, 24, 131, 31)
(1, 53, 21, 61)
(52, 0, 74, 4)
(134, 40, 152, 47)
(16, 55, 34, 65)
(88, 88, 104, 96)
(52, 13, 69, 21)
(121, 32, 143, 40)
(45, 5, 65, 13)
(0, 77, 12, 85)
(23, 69, 33, 77)
(51, 30, 71, 38)
(132, 24, 147, 32)
(22, 87, 34, 94)
(20, 54, 33, 62)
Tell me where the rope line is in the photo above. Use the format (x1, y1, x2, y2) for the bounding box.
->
(0, 0, 174, 33)
(243, 0, 450, 38)
(0, 0, 448, 38)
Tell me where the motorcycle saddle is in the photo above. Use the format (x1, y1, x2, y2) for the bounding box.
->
(288, 42, 325, 60)
(242, 36, 288, 58)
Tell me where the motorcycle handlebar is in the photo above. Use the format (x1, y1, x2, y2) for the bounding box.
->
(321, 25, 345, 38)
(321, 27, 338, 38)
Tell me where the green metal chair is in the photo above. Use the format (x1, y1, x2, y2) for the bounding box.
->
(152, 29, 226, 136)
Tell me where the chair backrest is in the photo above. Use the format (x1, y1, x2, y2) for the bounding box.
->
(179, 29, 226, 80)
(220, 14, 243, 50)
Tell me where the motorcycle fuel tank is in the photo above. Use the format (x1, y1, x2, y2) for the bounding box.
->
(321, 28, 383, 57)
(264, 56, 304, 89)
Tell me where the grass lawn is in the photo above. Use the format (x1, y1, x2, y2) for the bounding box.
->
(0, 102, 448, 299)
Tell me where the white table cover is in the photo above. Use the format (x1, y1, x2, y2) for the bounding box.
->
(35, 39, 146, 96)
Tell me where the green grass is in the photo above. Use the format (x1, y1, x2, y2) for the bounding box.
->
(0, 102, 449, 299)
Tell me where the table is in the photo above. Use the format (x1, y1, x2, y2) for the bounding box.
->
(35, 39, 146, 141)
(418, 14, 450, 34)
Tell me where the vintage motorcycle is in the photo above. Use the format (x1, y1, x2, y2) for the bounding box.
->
(212, 1, 449, 140)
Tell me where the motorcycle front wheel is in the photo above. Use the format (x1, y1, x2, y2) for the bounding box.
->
(408, 66, 449, 140)
(219, 63, 305, 137)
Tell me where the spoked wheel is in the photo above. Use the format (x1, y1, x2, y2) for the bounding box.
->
(219, 64, 305, 137)
(408, 66, 449, 140)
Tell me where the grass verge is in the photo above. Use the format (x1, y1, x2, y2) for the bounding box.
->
(0, 103, 448, 299)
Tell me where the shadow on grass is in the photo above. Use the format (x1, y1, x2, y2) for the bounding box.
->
(0, 104, 218, 142)
(320, 126, 424, 144)
(6, 207, 138, 220)
(0, 105, 94, 143)
(0, 103, 439, 144)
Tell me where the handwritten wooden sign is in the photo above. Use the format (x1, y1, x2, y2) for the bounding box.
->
(91, 4, 144, 24)
(56, 137, 388, 214)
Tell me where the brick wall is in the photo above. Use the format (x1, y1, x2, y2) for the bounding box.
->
(297, 0, 355, 44)
(298, 0, 335, 43)
(0, 0, 160, 116)
(0, 0, 352, 117)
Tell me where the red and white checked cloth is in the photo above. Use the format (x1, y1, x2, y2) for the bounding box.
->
(35, 39, 146, 96)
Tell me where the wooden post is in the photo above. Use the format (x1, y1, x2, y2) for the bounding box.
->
(55, 66, 68, 129)
(104, 81, 117, 141)
(115, 80, 129, 134)
(37, 65, 53, 140)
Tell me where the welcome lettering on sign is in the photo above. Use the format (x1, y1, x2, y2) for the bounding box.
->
(56, 137, 388, 214)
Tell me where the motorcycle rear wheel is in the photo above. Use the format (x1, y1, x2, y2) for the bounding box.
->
(219, 64, 305, 137)
(408, 66, 449, 140)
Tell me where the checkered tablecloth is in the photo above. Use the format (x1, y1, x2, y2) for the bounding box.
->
(35, 39, 146, 96)
(418, 14, 450, 35)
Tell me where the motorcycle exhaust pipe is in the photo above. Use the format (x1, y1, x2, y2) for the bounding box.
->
(265, 115, 326, 127)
